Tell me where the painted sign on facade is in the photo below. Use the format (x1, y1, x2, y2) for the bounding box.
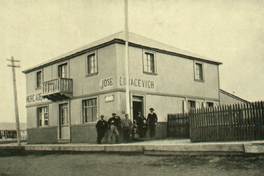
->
(26, 93, 44, 103)
(100, 77, 114, 89)
(100, 77, 155, 90)
(105, 95, 114, 102)
(119, 76, 155, 89)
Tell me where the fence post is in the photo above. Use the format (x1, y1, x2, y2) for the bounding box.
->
(167, 115, 170, 137)
(248, 102, 254, 140)
(255, 101, 261, 140)
(229, 104, 234, 141)
(260, 101, 264, 139)
(190, 109, 196, 142)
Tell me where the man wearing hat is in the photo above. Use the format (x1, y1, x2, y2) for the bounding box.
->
(95, 115, 108, 144)
(147, 108, 158, 138)
(121, 114, 132, 142)
(107, 113, 120, 143)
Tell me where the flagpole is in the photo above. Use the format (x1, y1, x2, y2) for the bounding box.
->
(124, 0, 130, 117)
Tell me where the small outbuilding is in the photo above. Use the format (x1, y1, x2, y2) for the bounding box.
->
(0, 122, 27, 140)
(219, 89, 249, 105)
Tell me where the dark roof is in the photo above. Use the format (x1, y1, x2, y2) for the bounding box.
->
(23, 31, 222, 73)
(220, 89, 249, 103)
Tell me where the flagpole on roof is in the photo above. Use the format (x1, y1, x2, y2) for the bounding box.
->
(124, 0, 130, 118)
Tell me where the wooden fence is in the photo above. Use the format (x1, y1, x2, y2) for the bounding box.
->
(190, 101, 264, 142)
(167, 113, 190, 138)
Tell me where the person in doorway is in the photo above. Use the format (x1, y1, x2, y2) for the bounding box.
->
(147, 108, 158, 138)
(107, 113, 120, 143)
(136, 112, 147, 138)
(131, 119, 138, 140)
(95, 115, 108, 144)
(121, 114, 132, 142)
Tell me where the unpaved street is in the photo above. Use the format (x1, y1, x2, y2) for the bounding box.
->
(0, 153, 264, 176)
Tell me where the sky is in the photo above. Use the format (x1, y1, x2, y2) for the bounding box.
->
(0, 0, 264, 123)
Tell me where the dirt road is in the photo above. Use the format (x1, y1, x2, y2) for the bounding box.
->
(0, 153, 263, 176)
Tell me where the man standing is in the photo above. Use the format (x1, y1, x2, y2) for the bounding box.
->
(136, 112, 147, 138)
(95, 115, 108, 144)
(121, 114, 132, 142)
(108, 113, 120, 143)
(147, 108, 158, 138)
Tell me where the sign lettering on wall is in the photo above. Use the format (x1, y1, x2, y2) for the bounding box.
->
(105, 95, 114, 102)
(26, 93, 44, 103)
(100, 77, 114, 89)
(119, 76, 155, 89)
(100, 77, 155, 89)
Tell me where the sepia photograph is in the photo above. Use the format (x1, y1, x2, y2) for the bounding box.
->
(0, 0, 264, 175)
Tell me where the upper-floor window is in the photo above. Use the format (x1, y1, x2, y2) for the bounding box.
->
(36, 71, 42, 89)
(82, 98, 97, 123)
(58, 63, 68, 78)
(143, 52, 156, 74)
(37, 106, 48, 127)
(87, 53, 98, 75)
(194, 62, 204, 81)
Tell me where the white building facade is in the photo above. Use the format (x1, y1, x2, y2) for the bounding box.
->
(23, 32, 221, 144)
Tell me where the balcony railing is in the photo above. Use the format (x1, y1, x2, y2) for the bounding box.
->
(42, 78, 73, 101)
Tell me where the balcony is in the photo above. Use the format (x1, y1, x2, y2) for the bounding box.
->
(42, 78, 73, 101)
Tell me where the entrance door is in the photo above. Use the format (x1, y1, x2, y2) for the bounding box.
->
(132, 96, 144, 121)
(59, 103, 70, 140)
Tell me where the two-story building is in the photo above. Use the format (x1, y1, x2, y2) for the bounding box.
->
(23, 32, 222, 144)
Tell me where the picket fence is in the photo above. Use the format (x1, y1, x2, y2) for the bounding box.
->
(167, 101, 264, 142)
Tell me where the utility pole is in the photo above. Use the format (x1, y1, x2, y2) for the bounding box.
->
(124, 0, 130, 117)
(7, 56, 21, 146)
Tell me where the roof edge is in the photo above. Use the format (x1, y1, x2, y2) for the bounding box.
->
(23, 38, 222, 74)
(220, 89, 250, 103)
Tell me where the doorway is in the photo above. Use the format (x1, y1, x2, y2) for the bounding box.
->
(132, 96, 144, 121)
(58, 103, 70, 140)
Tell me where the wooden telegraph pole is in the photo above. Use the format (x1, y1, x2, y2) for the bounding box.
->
(7, 56, 21, 146)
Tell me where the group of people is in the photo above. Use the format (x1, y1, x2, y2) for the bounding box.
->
(95, 108, 158, 144)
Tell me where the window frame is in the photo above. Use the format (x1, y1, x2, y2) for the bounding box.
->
(142, 50, 157, 75)
(36, 70, 42, 89)
(82, 97, 98, 123)
(58, 63, 68, 78)
(194, 61, 204, 82)
(187, 100, 196, 112)
(207, 102, 214, 108)
(37, 106, 49, 128)
(86, 52, 98, 76)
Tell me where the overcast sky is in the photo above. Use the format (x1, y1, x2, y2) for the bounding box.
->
(0, 0, 264, 123)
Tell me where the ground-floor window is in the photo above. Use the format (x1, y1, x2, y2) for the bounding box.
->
(37, 106, 49, 127)
(207, 102, 214, 108)
(187, 100, 196, 112)
(82, 98, 97, 123)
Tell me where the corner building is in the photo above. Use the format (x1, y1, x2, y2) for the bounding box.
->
(23, 32, 222, 144)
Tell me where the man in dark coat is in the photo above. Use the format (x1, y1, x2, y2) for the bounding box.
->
(121, 114, 132, 142)
(107, 113, 120, 143)
(95, 115, 108, 144)
(136, 112, 147, 138)
(147, 108, 158, 138)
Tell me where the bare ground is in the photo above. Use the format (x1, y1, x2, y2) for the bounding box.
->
(0, 153, 264, 176)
